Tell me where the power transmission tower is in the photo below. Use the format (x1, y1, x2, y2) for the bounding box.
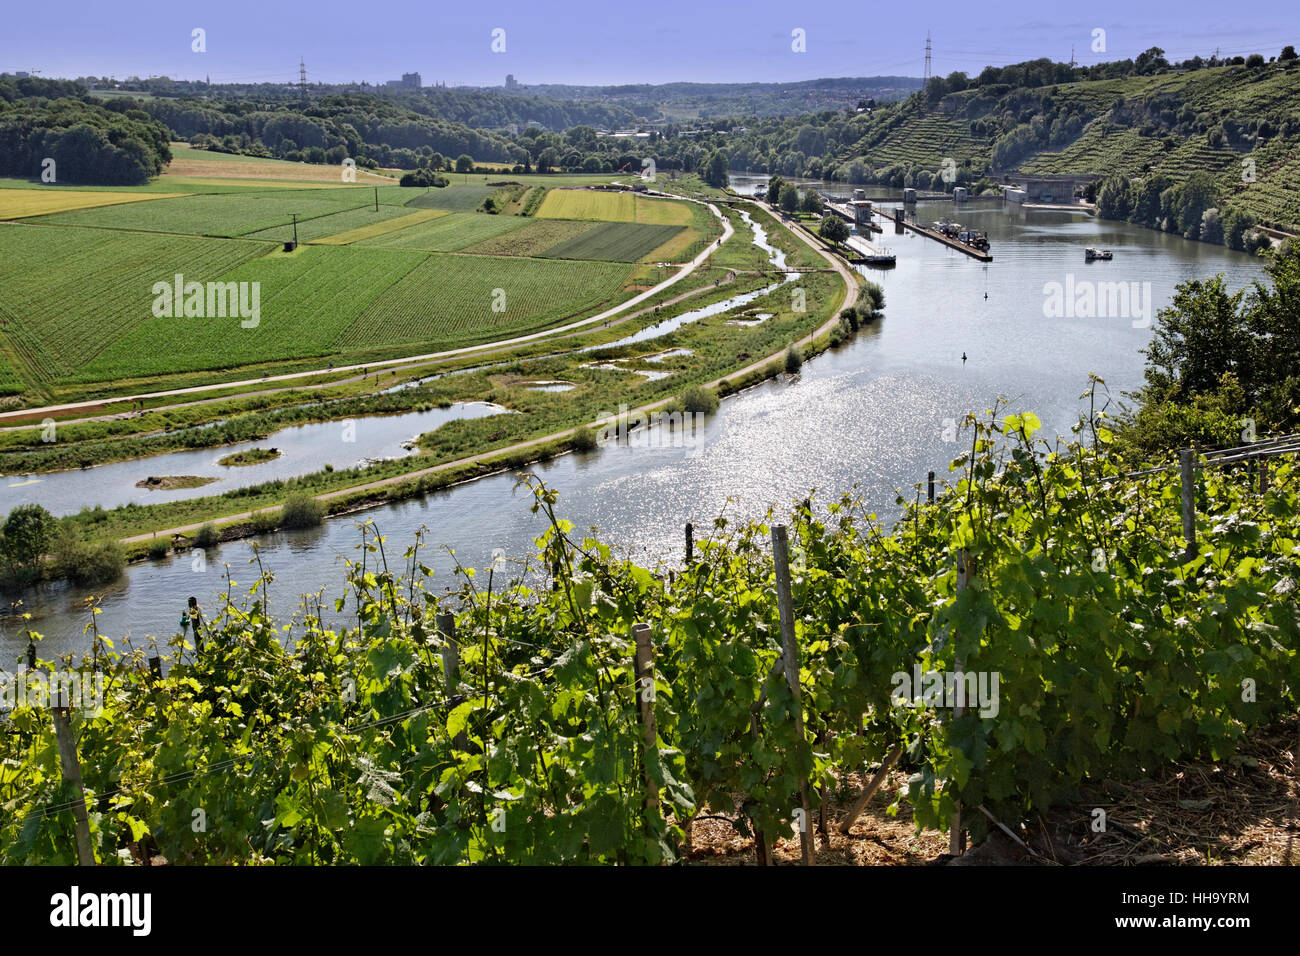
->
(1070, 45, 1075, 68)
(299, 57, 308, 106)
(924, 32, 932, 81)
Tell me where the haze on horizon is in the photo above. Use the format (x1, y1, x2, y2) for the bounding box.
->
(2, 0, 1297, 89)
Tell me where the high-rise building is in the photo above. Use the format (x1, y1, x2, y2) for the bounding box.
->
(505, 74, 519, 90)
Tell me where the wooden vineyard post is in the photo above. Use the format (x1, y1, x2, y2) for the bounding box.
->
(839, 746, 904, 834)
(1260, 457, 1270, 495)
(928, 471, 936, 504)
(632, 623, 659, 833)
(436, 612, 459, 695)
(685, 522, 694, 563)
(950, 549, 970, 858)
(1179, 449, 1198, 560)
(771, 525, 815, 866)
(51, 704, 95, 866)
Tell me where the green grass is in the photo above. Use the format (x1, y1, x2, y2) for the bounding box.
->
(357, 211, 531, 252)
(539, 222, 685, 262)
(35, 191, 372, 238)
(461, 219, 597, 257)
(406, 184, 499, 211)
(245, 203, 420, 243)
(76, 246, 428, 381)
(336, 253, 635, 351)
(0, 223, 274, 385)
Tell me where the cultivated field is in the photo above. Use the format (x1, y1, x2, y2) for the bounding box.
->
(540, 222, 684, 262)
(0, 173, 704, 399)
(0, 188, 187, 219)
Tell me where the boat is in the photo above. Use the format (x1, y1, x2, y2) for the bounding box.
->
(1085, 247, 1113, 261)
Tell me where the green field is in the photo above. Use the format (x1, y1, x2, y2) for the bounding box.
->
(0, 223, 273, 383)
(36, 192, 375, 238)
(336, 254, 634, 351)
(75, 246, 429, 380)
(407, 184, 499, 211)
(461, 218, 597, 257)
(0, 175, 700, 397)
(357, 211, 531, 252)
(539, 222, 685, 262)
(535, 189, 638, 221)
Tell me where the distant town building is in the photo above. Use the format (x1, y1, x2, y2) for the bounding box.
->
(14, 71, 30, 78)
(505, 74, 519, 90)
(385, 72, 421, 89)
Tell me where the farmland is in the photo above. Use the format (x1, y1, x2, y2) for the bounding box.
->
(540, 221, 685, 262)
(535, 189, 638, 221)
(0, 188, 187, 219)
(336, 253, 635, 351)
(0, 173, 712, 400)
(357, 210, 531, 252)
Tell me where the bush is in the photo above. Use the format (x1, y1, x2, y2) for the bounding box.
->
(679, 385, 719, 415)
(857, 280, 886, 315)
(1, 503, 57, 586)
(840, 306, 860, 331)
(250, 510, 279, 534)
(570, 425, 599, 452)
(55, 537, 125, 587)
(195, 524, 220, 549)
(785, 345, 804, 373)
(146, 538, 169, 560)
(279, 494, 325, 530)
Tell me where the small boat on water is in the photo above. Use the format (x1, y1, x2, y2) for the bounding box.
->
(1085, 247, 1113, 261)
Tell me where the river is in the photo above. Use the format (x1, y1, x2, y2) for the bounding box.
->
(0, 198, 1266, 660)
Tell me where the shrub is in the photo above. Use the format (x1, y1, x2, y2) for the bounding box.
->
(280, 494, 325, 530)
(857, 280, 886, 315)
(785, 345, 804, 373)
(679, 385, 719, 415)
(146, 538, 169, 560)
(250, 510, 279, 534)
(55, 537, 125, 587)
(1, 503, 57, 585)
(840, 306, 860, 331)
(570, 425, 599, 452)
(195, 524, 220, 549)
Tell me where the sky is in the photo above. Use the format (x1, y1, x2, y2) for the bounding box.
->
(2, 0, 1297, 87)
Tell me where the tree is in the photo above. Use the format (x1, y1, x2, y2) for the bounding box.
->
(1245, 53, 1266, 69)
(1, 504, 57, 586)
(1096, 174, 1134, 220)
(766, 176, 786, 205)
(703, 150, 729, 188)
(1281, 45, 1298, 62)
(819, 215, 849, 246)
(455, 153, 474, 173)
(1200, 208, 1224, 245)
(778, 182, 800, 214)
(800, 190, 823, 214)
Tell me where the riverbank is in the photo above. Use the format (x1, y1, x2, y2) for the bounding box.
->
(1, 189, 858, 587)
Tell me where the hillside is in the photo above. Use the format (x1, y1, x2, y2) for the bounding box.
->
(717, 59, 1300, 231)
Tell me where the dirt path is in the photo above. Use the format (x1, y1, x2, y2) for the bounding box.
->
(122, 197, 857, 545)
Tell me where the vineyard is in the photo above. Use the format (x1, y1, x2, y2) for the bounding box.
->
(3, 409, 1297, 864)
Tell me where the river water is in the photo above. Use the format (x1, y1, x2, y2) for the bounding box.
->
(0, 199, 1266, 660)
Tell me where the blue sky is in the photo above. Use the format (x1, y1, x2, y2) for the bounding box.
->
(2, 0, 1296, 86)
